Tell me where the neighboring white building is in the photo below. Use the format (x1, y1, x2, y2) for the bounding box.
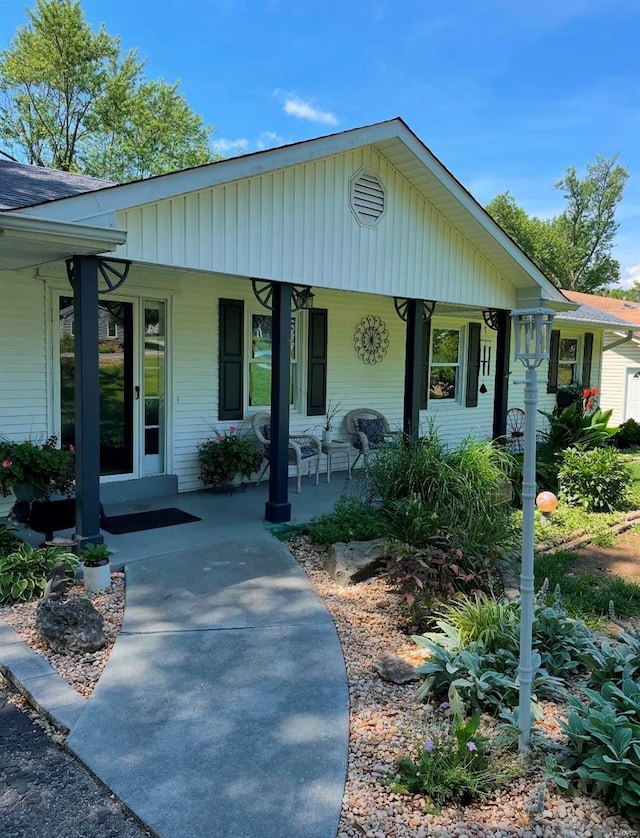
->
(0, 118, 610, 523)
(564, 291, 640, 426)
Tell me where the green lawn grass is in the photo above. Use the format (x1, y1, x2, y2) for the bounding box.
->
(534, 549, 640, 622)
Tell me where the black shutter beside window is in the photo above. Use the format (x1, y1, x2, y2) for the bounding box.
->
(307, 308, 328, 416)
(547, 329, 560, 394)
(465, 322, 481, 408)
(219, 298, 244, 420)
(420, 319, 432, 410)
(582, 332, 594, 386)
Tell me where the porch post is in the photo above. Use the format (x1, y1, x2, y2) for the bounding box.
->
(403, 299, 423, 441)
(265, 282, 292, 523)
(492, 309, 511, 440)
(72, 255, 103, 547)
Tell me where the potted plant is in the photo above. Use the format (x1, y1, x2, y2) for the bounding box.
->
(197, 426, 262, 490)
(0, 436, 76, 542)
(82, 542, 112, 593)
(322, 399, 341, 445)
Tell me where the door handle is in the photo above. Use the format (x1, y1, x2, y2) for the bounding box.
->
(134, 386, 140, 400)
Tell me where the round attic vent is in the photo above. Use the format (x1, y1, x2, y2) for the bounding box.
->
(349, 168, 386, 227)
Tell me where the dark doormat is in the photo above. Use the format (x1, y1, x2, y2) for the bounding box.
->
(101, 507, 201, 535)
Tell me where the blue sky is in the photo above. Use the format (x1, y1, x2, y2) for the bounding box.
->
(2, 0, 639, 286)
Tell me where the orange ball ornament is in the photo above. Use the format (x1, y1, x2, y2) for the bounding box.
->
(536, 491, 558, 513)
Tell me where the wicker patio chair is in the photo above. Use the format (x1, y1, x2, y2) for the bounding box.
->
(342, 407, 399, 469)
(251, 412, 322, 493)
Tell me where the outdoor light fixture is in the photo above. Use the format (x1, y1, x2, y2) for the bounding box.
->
(536, 491, 558, 514)
(510, 306, 556, 751)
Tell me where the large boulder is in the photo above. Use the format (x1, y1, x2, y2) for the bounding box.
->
(324, 538, 390, 586)
(36, 597, 105, 654)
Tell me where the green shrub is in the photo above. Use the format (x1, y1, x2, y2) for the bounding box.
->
(0, 523, 21, 557)
(558, 446, 631, 512)
(561, 679, 640, 821)
(306, 496, 389, 545)
(586, 632, 640, 691)
(539, 403, 614, 453)
(384, 542, 500, 631)
(412, 591, 597, 715)
(0, 544, 78, 604)
(362, 428, 516, 555)
(392, 711, 518, 808)
(612, 418, 640, 449)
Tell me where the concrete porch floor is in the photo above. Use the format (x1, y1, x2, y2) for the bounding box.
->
(13, 471, 355, 566)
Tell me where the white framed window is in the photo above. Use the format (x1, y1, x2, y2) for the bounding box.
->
(429, 328, 461, 401)
(558, 337, 578, 386)
(107, 320, 118, 338)
(248, 312, 299, 408)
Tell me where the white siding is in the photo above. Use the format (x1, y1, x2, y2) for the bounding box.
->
(600, 341, 640, 426)
(115, 146, 516, 310)
(0, 270, 49, 514)
(507, 325, 603, 435)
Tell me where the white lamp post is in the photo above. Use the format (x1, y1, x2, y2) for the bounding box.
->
(510, 307, 555, 751)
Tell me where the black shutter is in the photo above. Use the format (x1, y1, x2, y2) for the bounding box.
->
(219, 298, 244, 420)
(465, 322, 481, 408)
(582, 332, 594, 386)
(307, 308, 328, 416)
(547, 329, 560, 393)
(420, 319, 432, 410)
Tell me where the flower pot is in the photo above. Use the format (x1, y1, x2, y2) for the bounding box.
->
(11, 497, 76, 542)
(83, 559, 111, 593)
(322, 429, 333, 445)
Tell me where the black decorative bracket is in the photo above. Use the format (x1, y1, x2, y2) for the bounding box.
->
(393, 298, 436, 322)
(66, 256, 132, 295)
(482, 309, 500, 331)
(252, 279, 314, 312)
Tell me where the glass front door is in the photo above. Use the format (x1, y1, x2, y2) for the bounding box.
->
(59, 296, 166, 478)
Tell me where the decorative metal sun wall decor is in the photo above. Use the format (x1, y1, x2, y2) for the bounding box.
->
(353, 314, 390, 365)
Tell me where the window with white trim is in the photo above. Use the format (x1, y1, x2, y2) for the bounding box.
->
(249, 313, 298, 407)
(558, 337, 578, 386)
(107, 320, 118, 338)
(429, 328, 461, 401)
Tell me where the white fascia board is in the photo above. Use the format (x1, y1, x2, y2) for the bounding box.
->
(0, 211, 126, 249)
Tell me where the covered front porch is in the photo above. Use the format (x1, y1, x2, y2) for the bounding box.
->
(12, 476, 349, 567)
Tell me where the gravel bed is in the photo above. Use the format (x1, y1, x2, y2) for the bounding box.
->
(1, 553, 639, 837)
(0, 573, 125, 698)
(287, 536, 639, 838)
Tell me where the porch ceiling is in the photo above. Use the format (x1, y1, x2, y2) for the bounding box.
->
(0, 211, 126, 271)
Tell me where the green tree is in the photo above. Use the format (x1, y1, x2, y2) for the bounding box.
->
(487, 155, 628, 294)
(0, 0, 214, 180)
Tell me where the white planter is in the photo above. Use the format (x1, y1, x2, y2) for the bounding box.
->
(83, 561, 111, 593)
(322, 429, 333, 445)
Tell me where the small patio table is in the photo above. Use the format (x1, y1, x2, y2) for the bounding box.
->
(321, 439, 352, 483)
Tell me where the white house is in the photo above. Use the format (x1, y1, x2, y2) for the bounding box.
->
(563, 291, 640, 425)
(1, 117, 608, 536)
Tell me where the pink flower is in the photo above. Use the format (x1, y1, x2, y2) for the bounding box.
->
(69, 444, 75, 452)
(218, 435, 224, 442)
(229, 426, 236, 433)
(2, 459, 12, 468)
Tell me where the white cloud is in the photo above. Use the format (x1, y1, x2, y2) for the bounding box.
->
(621, 264, 640, 289)
(274, 91, 338, 126)
(211, 137, 249, 156)
(255, 131, 286, 150)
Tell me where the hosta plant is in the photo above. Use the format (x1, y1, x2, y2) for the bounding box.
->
(0, 544, 77, 604)
(560, 679, 640, 821)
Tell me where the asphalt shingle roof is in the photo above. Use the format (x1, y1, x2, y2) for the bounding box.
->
(0, 159, 112, 210)
(559, 301, 638, 328)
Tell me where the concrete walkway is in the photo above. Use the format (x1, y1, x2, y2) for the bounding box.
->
(1, 481, 352, 838)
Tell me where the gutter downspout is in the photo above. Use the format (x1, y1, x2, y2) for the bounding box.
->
(603, 330, 635, 352)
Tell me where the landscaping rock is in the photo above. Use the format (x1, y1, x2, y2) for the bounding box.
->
(36, 597, 105, 653)
(373, 651, 417, 684)
(324, 539, 390, 586)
